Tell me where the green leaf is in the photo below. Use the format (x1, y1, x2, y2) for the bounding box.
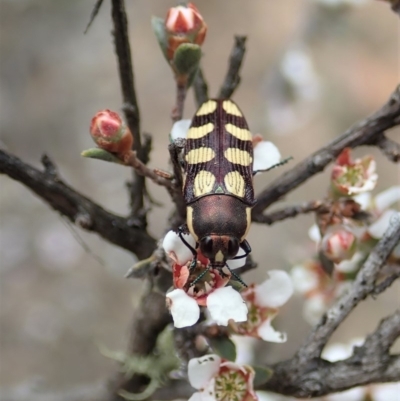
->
(151, 16, 168, 60)
(252, 365, 274, 387)
(173, 43, 202, 76)
(81, 148, 123, 164)
(208, 336, 237, 362)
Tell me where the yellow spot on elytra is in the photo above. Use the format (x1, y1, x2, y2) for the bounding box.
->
(194, 170, 216, 197)
(222, 100, 243, 116)
(224, 171, 245, 198)
(224, 148, 253, 166)
(185, 148, 215, 164)
(196, 100, 218, 116)
(225, 123, 252, 141)
(187, 123, 214, 139)
(215, 250, 224, 262)
(186, 206, 198, 241)
(242, 207, 252, 241)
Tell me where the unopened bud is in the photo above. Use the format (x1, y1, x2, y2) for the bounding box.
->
(89, 109, 133, 157)
(321, 226, 357, 264)
(165, 3, 207, 61)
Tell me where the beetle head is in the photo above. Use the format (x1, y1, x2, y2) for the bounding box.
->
(199, 235, 239, 267)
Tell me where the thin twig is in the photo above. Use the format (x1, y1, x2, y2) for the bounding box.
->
(171, 84, 188, 122)
(252, 85, 400, 218)
(252, 200, 326, 224)
(84, 0, 104, 34)
(373, 134, 400, 162)
(0, 149, 156, 260)
(111, 0, 146, 223)
(218, 36, 247, 99)
(193, 68, 209, 106)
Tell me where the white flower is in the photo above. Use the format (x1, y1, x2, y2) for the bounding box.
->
(374, 185, 400, 214)
(170, 119, 192, 141)
(232, 270, 293, 342)
(162, 230, 196, 265)
(291, 263, 320, 294)
(253, 270, 294, 308)
(308, 223, 321, 243)
(371, 382, 400, 401)
(206, 286, 248, 325)
(335, 251, 364, 273)
(253, 141, 282, 173)
(303, 294, 327, 325)
(368, 210, 400, 239)
(166, 287, 248, 328)
(166, 289, 200, 328)
(188, 354, 257, 401)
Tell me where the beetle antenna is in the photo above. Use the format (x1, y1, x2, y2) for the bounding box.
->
(253, 156, 293, 175)
(225, 264, 248, 288)
(189, 266, 210, 286)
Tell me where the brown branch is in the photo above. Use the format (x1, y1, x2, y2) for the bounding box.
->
(171, 83, 188, 122)
(218, 36, 247, 99)
(252, 85, 400, 218)
(261, 311, 400, 397)
(0, 149, 156, 260)
(111, 0, 146, 224)
(193, 68, 209, 106)
(252, 200, 326, 224)
(373, 134, 400, 162)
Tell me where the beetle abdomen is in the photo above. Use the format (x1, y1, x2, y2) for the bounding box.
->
(183, 99, 255, 206)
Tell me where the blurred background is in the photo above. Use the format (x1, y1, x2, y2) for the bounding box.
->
(0, 0, 399, 399)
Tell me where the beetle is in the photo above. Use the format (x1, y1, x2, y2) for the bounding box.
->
(174, 98, 290, 285)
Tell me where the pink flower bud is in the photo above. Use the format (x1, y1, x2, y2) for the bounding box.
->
(321, 226, 357, 264)
(164, 3, 207, 61)
(89, 109, 133, 156)
(331, 148, 377, 197)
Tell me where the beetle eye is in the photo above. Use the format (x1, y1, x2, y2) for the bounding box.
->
(200, 236, 213, 258)
(227, 238, 239, 259)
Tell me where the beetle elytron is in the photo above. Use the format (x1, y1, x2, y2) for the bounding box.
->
(175, 99, 257, 284)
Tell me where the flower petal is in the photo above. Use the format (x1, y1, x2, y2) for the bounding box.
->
(368, 210, 399, 239)
(371, 382, 400, 401)
(163, 230, 196, 265)
(254, 270, 294, 308)
(322, 343, 352, 362)
(166, 289, 200, 328)
(226, 247, 247, 270)
(257, 319, 287, 343)
(374, 186, 400, 214)
(308, 224, 321, 242)
(325, 387, 366, 401)
(291, 264, 319, 294)
(188, 354, 221, 390)
(253, 141, 281, 173)
(303, 294, 326, 325)
(207, 287, 248, 326)
(353, 192, 372, 211)
(170, 119, 191, 141)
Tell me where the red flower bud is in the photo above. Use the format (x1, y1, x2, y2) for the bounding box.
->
(89, 109, 133, 157)
(321, 226, 357, 264)
(164, 3, 207, 61)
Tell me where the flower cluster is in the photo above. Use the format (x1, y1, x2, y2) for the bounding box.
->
(291, 148, 399, 324)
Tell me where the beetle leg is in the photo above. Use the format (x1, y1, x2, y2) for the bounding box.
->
(253, 156, 293, 175)
(178, 226, 198, 270)
(231, 239, 252, 260)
